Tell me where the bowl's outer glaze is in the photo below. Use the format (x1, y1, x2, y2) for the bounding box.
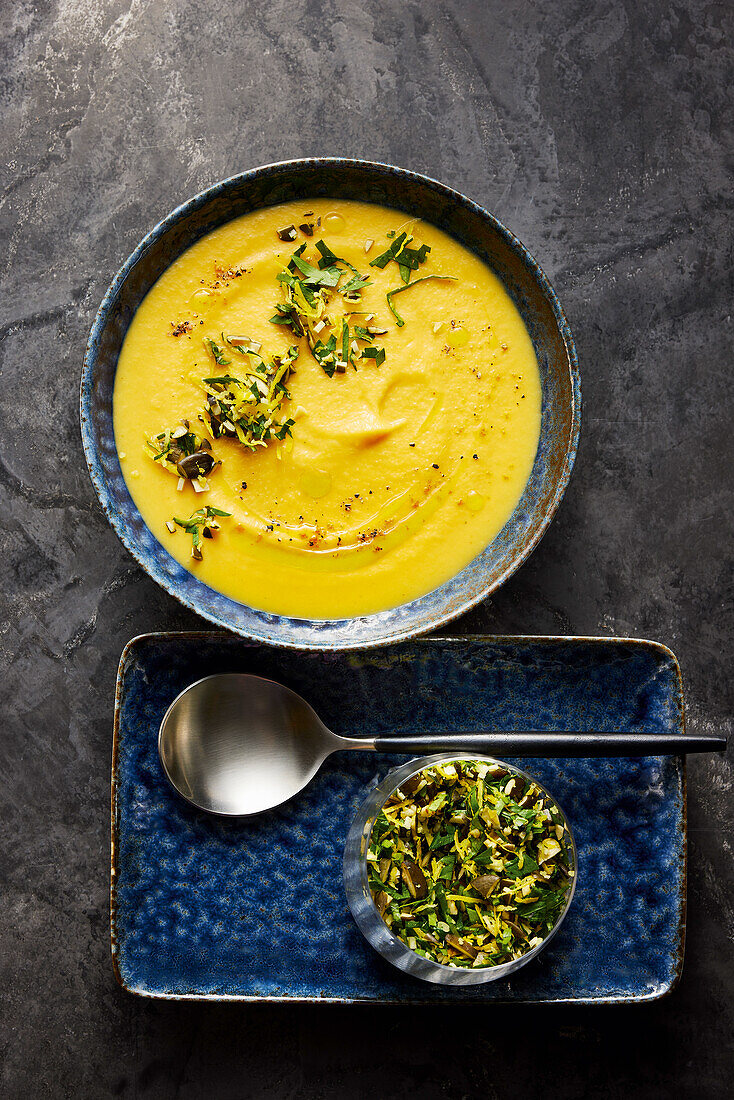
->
(82, 159, 580, 648)
(111, 633, 685, 1004)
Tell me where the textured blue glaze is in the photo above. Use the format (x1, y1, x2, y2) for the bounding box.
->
(82, 159, 580, 649)
(112, 634, 685, 1003)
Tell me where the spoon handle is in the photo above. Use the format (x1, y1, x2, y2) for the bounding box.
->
(368, 731, 727, 757)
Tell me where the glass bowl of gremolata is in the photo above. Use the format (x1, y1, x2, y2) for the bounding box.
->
(343, 754, 577, 985)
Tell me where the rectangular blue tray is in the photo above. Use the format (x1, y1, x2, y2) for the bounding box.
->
(111, 633, 686, 1003)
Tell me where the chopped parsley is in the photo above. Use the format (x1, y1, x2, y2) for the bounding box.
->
(270, 241, 384, 373)
(203, 336, 231, 366)
(362, 346, 386, 366)
(386, 274, 458, 327)
(201, 339, 297, 450)
(370, 230, 431, 284)
(172, 505, 231, 561)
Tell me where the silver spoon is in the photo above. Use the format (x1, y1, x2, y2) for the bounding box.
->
(158, 673, 726, 816)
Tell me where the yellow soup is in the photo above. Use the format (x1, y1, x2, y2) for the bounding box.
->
(113, 199, 541, 618)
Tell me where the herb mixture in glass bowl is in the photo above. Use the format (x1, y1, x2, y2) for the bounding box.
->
(365, 758, 575, 970)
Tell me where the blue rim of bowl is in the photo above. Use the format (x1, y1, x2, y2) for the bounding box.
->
(81, 158, 581, 649)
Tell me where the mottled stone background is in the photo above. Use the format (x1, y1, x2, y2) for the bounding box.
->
(1, 0, 732, 1096)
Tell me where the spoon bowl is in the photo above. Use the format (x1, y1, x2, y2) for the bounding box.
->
(158, 674, 352, 816)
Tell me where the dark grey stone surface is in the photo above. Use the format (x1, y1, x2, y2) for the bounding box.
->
(1, 0, 732, 1096)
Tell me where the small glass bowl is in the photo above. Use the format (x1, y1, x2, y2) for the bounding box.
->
(343, 754, 577, 986)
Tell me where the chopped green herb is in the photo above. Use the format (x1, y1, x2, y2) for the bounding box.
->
(398, 243, 431, 284)
(367, 760, 574, 968)
(314, 239, 339, 267)
(341, 271, 372, 298)
(172, 505, 231, 561)
(203, 337, 230, 366)
(269, 301, 304, 337)
(369, 231, 410, 270)
(314, 240, 362, 283)
(290, 253, 342, 288)
(272, 242, 378, 373)
(341, 318, 349, 365)
(370, 232, 431, 284)
(386, 275, 458, 327)
(362, 346, 386, 366)
(146, 422, 219, 482)
(312, 333, 338, 377)
(201, 341, 298, 450)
